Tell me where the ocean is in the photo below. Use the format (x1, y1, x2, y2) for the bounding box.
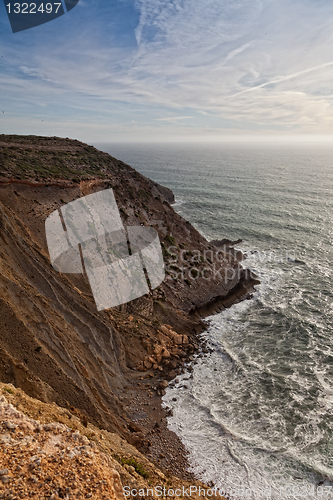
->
(96, 141, 333, 499)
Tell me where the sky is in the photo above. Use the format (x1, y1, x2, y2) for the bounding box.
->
(1, 0, 333, 143)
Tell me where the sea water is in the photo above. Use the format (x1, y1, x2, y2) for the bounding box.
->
(97, 141, 333, 499)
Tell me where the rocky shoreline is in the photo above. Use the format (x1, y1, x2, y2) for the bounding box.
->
(0, 135, 260, 497)
(118, 251, 259, 481)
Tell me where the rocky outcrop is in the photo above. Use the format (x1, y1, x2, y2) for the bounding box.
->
(0, 382, 227, 500)
(150, 180, 175, 204)
(0, 392, 124, 500)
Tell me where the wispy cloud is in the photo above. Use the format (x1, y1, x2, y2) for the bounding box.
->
(229, 61, 333, 98)
(2, 0, 333, 139)
(154, 116, 192, 122)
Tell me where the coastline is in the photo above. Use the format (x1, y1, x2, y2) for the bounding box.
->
(121, 260, 259, 483)
(0, 135, 260, 497)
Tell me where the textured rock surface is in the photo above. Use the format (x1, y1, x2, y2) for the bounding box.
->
(0, 393, 124, 499)
(0, 383, 227, 500)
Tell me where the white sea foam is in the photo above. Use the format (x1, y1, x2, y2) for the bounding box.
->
(172, 198, 186, 206)
(163, 245, 333, 499)
(104, 142, 333, 500)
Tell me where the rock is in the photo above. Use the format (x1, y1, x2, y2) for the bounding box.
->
(155, 469, 166, 480)
(154, 345, 163, 356)
(167, 370, 177, 381)
(29, 456, 41, 467)
(4, 421, 17, 430)
(161, 348, 171, 359)
(128, 422, 142, 433)
(159, 325, 182, 344)
(125, 465, 135, 474)
(159, 380, 168, 389)
(151, 180, 175, 204)
(169, 359, 178, 369)
(144, 360, 152, 370)
(173, 333, 183, 345)
(0, 397, 125, 500)
(210, 238, 242, 247)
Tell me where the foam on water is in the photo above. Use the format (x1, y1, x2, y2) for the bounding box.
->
(172, 198, 187, 206)
(161, 238, 333, 498)
(97, 142, 333, 500)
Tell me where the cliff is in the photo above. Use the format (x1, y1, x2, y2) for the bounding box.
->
(0, 135, 259, 489)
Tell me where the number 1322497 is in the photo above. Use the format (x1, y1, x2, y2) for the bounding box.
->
(6, 2, 62, 14)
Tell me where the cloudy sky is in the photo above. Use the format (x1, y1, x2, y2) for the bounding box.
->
(1, 0, 333, 142)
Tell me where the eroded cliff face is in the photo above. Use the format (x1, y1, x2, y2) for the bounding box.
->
(0, 135, 258, 450)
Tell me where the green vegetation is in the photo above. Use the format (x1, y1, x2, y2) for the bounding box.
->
(114, 455, 150, 478)
(160, 242, 171, 258)
(3, 387, 14, 394)
(138, 188, 149, 200)
(164, 234, 176, 246)
(0, 135, 128, 181)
